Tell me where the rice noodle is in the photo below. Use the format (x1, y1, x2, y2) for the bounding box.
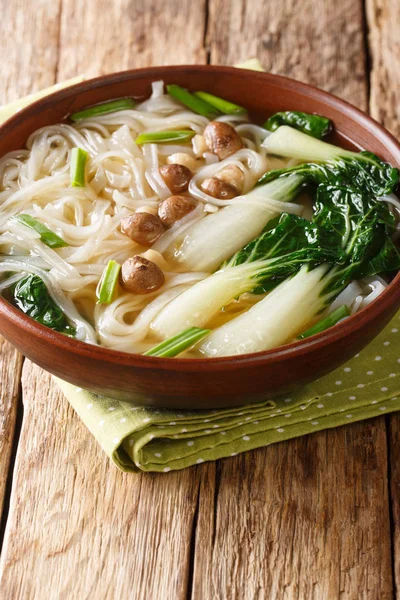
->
(0, 79, 397, 356)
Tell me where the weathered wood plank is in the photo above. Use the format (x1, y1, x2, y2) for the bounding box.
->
(0, 0, 61, 101)
(207, 0, 367, 107)
(191, 1, 393, 598)
(0, 1, 207, 596)
(367, 0, 400, 595)
(0, 364, 201, 599)
(367, 0, 400, 139)
(0, 340, 23, 526)
(193, 425, 391, 599)
(57, 0, 207, 80)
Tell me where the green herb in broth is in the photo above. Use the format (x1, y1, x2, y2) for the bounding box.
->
(70, 98, 136, 121)
(144, 327, 211, 357)
(167, 84, 219, 118)
(12, 214, 68, 248)
(70, 147, 88, 187)
(297, 305, 350, 339)
(97, 260, 121, 304)
(264, 111, 331, 139)
(194, 91, 246, 115)
(135, 130, 195, 144)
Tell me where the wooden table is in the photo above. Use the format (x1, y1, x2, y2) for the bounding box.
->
(0, 0, 399, 597)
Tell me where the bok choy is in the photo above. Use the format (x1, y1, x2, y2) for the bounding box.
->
(169, 173, 305, 272)
(152, 214, 341, 338)
(10, 274, 75, 335)
(264, 111, 331, 139)
(259, 126, 399, 196)
(198, 176, 400, 356)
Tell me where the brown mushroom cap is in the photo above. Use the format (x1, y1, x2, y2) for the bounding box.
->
(120, 256, 165, 295)
(201, 177, 238, 200)
(159, 163, 193, 194)
(158, 195, 197, 228)
(120, 212, 165, 246)
(203, 121, 243, 160)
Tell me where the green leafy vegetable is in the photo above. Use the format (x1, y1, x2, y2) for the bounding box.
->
(70, 147, 88, 187)
(143, 327, 210, 357)
(264, 111, 331, 139)
(96, 260, 121, 304)
(167, 84, 219, 118)
(194, 91, 246, 115)
(259, 126, 399, 196)
(297, 305, 350, 339)
(199, 159, 400, 357)
(152, 213, 341, 339)
(13, 214, 68, 248)
(70, 98, 136, 121)
(11, 274, 75, 335)
(135, 130, 195, 144)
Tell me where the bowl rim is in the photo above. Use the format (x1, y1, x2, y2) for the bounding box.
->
(0, 64, 399, 372)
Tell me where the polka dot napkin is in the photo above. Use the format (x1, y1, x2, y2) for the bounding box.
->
(56, 310, 400, 472)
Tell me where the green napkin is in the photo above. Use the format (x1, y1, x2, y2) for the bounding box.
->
(56, 310, 400, 472)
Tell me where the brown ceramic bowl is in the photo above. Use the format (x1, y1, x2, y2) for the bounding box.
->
(0, 66, 399, 409)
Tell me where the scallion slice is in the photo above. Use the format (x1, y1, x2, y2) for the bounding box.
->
(167, 84, 219, 118)
(297, 305, 351, 340)
(70, 98, 136, 121)
(13, 214, 68, 248)
(70, 147, 88, 187)
(194, 91, 246, 115)
(143, 327, 211, 357)
(96, 260, 121, 304)
(135, 130, 195, 144)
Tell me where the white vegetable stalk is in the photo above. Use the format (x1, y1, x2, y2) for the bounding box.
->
(168, 174, 303, 272)
(151, 262, 263, 338)
(262, 126, 355, 162)
(199, 264, 329, 357)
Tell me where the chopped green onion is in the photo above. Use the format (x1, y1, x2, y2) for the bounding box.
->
(135, 130, 195, 144)
(70, 98, 136, 121)
(167, 84, 219, 118)
(96, 260, 121, 304)
(194, 91, 246, 115)
(297, 305, 351, 340)
(13, 214, 68, 248)
(70, 147, 88, 187)
(143, 327, 211, 357)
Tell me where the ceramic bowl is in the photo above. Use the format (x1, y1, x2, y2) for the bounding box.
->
(0, 66, 399, 408)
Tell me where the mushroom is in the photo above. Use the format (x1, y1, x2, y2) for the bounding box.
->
(159, 163, 193, 194)
(201, 177, 238, 200)
(120, 256, 165, 294)
(215, 164, 244, 193)
(203, 121, 243, 160)
(121, 212, 165, 246)
(167, 152, 197, 171)
(158, 195, 197, 228)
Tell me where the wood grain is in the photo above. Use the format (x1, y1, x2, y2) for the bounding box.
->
(367, 0, 400, 595)
(207, 0, 367, 107)
(193, 425, 392, 599)
(367, 0, 400, 139)
(0, 0, 61, 102)
(189, 1, 393, 598)
(57, 0, 207, 80)
(0, 364, 201, 599)
(0, 339, 23, 525)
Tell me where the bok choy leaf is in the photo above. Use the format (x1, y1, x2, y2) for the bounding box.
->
(264, 111, 331, 139)
(11, 274, 75, 335)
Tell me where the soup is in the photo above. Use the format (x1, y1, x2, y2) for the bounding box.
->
(0, 81, 399, 358)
